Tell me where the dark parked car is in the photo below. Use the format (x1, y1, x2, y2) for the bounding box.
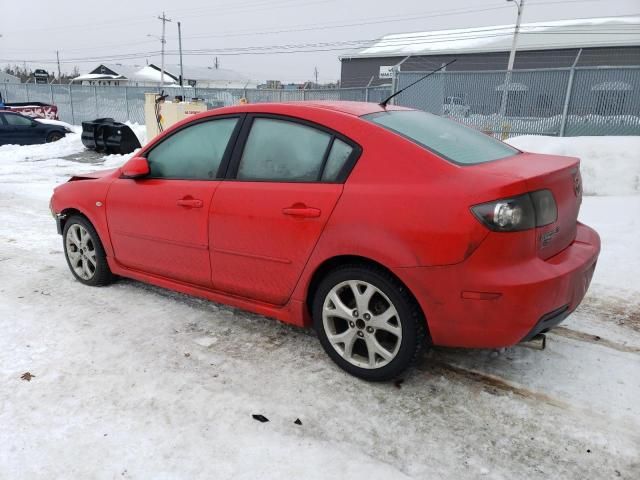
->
(0, 111, 71, 146)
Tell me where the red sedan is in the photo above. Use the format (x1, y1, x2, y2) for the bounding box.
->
(50, 101, 600, 380)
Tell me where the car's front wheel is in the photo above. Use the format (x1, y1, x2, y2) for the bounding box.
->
(46, 131, 64, 143)
(63, 215, 114, 286)
(313, 264, 427, 381)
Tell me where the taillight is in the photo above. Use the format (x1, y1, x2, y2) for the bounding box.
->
(471, 190, 557, 232)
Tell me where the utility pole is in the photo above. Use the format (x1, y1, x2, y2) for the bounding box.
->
(499, 0, 525, 117)
(506, 0, 524, 72)
(314, 66, 318, 87)
(177, 21, 183, 86)
(214, 57, 219, 69)
(56, 51, 62, 84)
(157, 12, 172, 87)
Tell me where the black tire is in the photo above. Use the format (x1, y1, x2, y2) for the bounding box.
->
(312, 263, 427, 381)
(46, 131, 64, 143)
(62, 215, 114, 286)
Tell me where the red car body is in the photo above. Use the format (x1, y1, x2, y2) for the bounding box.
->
(50, 101, 600, 349)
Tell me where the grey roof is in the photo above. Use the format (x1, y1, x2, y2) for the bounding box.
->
(344, 16, 640, 59)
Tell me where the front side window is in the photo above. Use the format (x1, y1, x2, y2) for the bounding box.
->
(237, 118, 332, 182)
(4, 114, 34, 126)
(364, 110, 519, 165)
(147, 118, 238, 179)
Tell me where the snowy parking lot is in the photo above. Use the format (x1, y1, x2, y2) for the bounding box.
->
(1, 132, 639, 479)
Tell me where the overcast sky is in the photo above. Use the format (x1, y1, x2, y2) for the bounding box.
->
(1, 0, 638, 83)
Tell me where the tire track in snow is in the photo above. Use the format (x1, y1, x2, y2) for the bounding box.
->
(419, 360, 570, 409)
(550, 326, 640, 354)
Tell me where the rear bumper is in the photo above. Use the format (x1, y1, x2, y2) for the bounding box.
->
(394, 222, 600, 348)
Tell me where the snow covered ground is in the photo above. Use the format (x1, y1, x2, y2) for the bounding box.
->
(0, 133, 639, 479)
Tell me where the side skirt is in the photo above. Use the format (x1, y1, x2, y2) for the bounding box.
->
(108, 258, 307, 327)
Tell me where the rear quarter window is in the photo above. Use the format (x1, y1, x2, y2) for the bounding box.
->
(363, 110, 519, 165)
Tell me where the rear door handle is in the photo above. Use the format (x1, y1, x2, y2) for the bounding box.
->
(282, 206, 321, 218)
(177, 198, 203, 208)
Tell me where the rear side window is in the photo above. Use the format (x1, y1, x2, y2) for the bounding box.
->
(322, 139, 353, 181)
(364, 110, 519, 165)
(237, 118, 331, 182)
(147, 118, 238, 179)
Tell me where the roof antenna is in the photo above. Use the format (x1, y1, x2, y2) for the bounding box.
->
(379, 59, 456, 109)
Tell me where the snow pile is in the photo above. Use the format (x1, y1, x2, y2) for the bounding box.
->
(507, 135, 640, 196)
(125, 121, 148, 146)
(0, 133, 135, 186)
(0, 132, 85, 161)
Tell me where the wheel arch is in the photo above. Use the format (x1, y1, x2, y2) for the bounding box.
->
(303, 254, 430, 340)
(59, 207, 87, 232)
(58, 206, 114, 258)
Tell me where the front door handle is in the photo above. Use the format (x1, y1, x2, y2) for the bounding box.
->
(282, 205, 321, 218)
(177, 198, 203, 208)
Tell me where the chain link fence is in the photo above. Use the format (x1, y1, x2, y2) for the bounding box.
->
(3, 66, 639, 137)
(1, 82, 390, 126)
(394, 66, 640, 138)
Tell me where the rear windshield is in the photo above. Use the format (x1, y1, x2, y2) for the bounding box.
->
(363, 110, 519, 165)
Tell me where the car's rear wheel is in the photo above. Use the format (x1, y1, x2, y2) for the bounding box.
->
(63, 215, 114, 286)
(313, 264, 427, 381)
(46, 131, 64, 143)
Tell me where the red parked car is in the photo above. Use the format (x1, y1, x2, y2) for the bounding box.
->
(50, 101, 600, 380)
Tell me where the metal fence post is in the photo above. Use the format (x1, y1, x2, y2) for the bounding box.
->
(390, 68, 399, 105)
(559, 70, 576, 137)
(50, 84, 54, 104)
(69, 85, 75, 125)
(94, 86, 99, 118)
(125, 87, 130, 122)
(25, 83, 30, 102)
(3, 83, 8, 102)
(559, 49, 582, 137)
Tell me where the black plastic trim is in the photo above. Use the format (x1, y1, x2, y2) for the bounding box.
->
(521, 305, 570, 342)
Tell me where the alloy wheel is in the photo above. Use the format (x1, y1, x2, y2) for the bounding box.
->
(322, 280, 402, 369)
(65, 224, 97, 281)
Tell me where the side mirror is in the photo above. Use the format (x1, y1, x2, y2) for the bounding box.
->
(121, 157, 150, 179)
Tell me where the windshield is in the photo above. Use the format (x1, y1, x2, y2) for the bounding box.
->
(364, 110, 519, 165)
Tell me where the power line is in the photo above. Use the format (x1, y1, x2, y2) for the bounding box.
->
(2, 15, 638, 65)
(3, 25, 639, 65)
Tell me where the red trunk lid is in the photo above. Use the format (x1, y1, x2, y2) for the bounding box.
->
(471, 153, 582, 259)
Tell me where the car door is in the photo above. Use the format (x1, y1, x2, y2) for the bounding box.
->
(106, 116, 243, 287)
(210, 115, 360, 305)
(2, 112, 36, 144)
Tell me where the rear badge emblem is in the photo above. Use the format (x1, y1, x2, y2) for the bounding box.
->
(540, 226, 560, 248)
